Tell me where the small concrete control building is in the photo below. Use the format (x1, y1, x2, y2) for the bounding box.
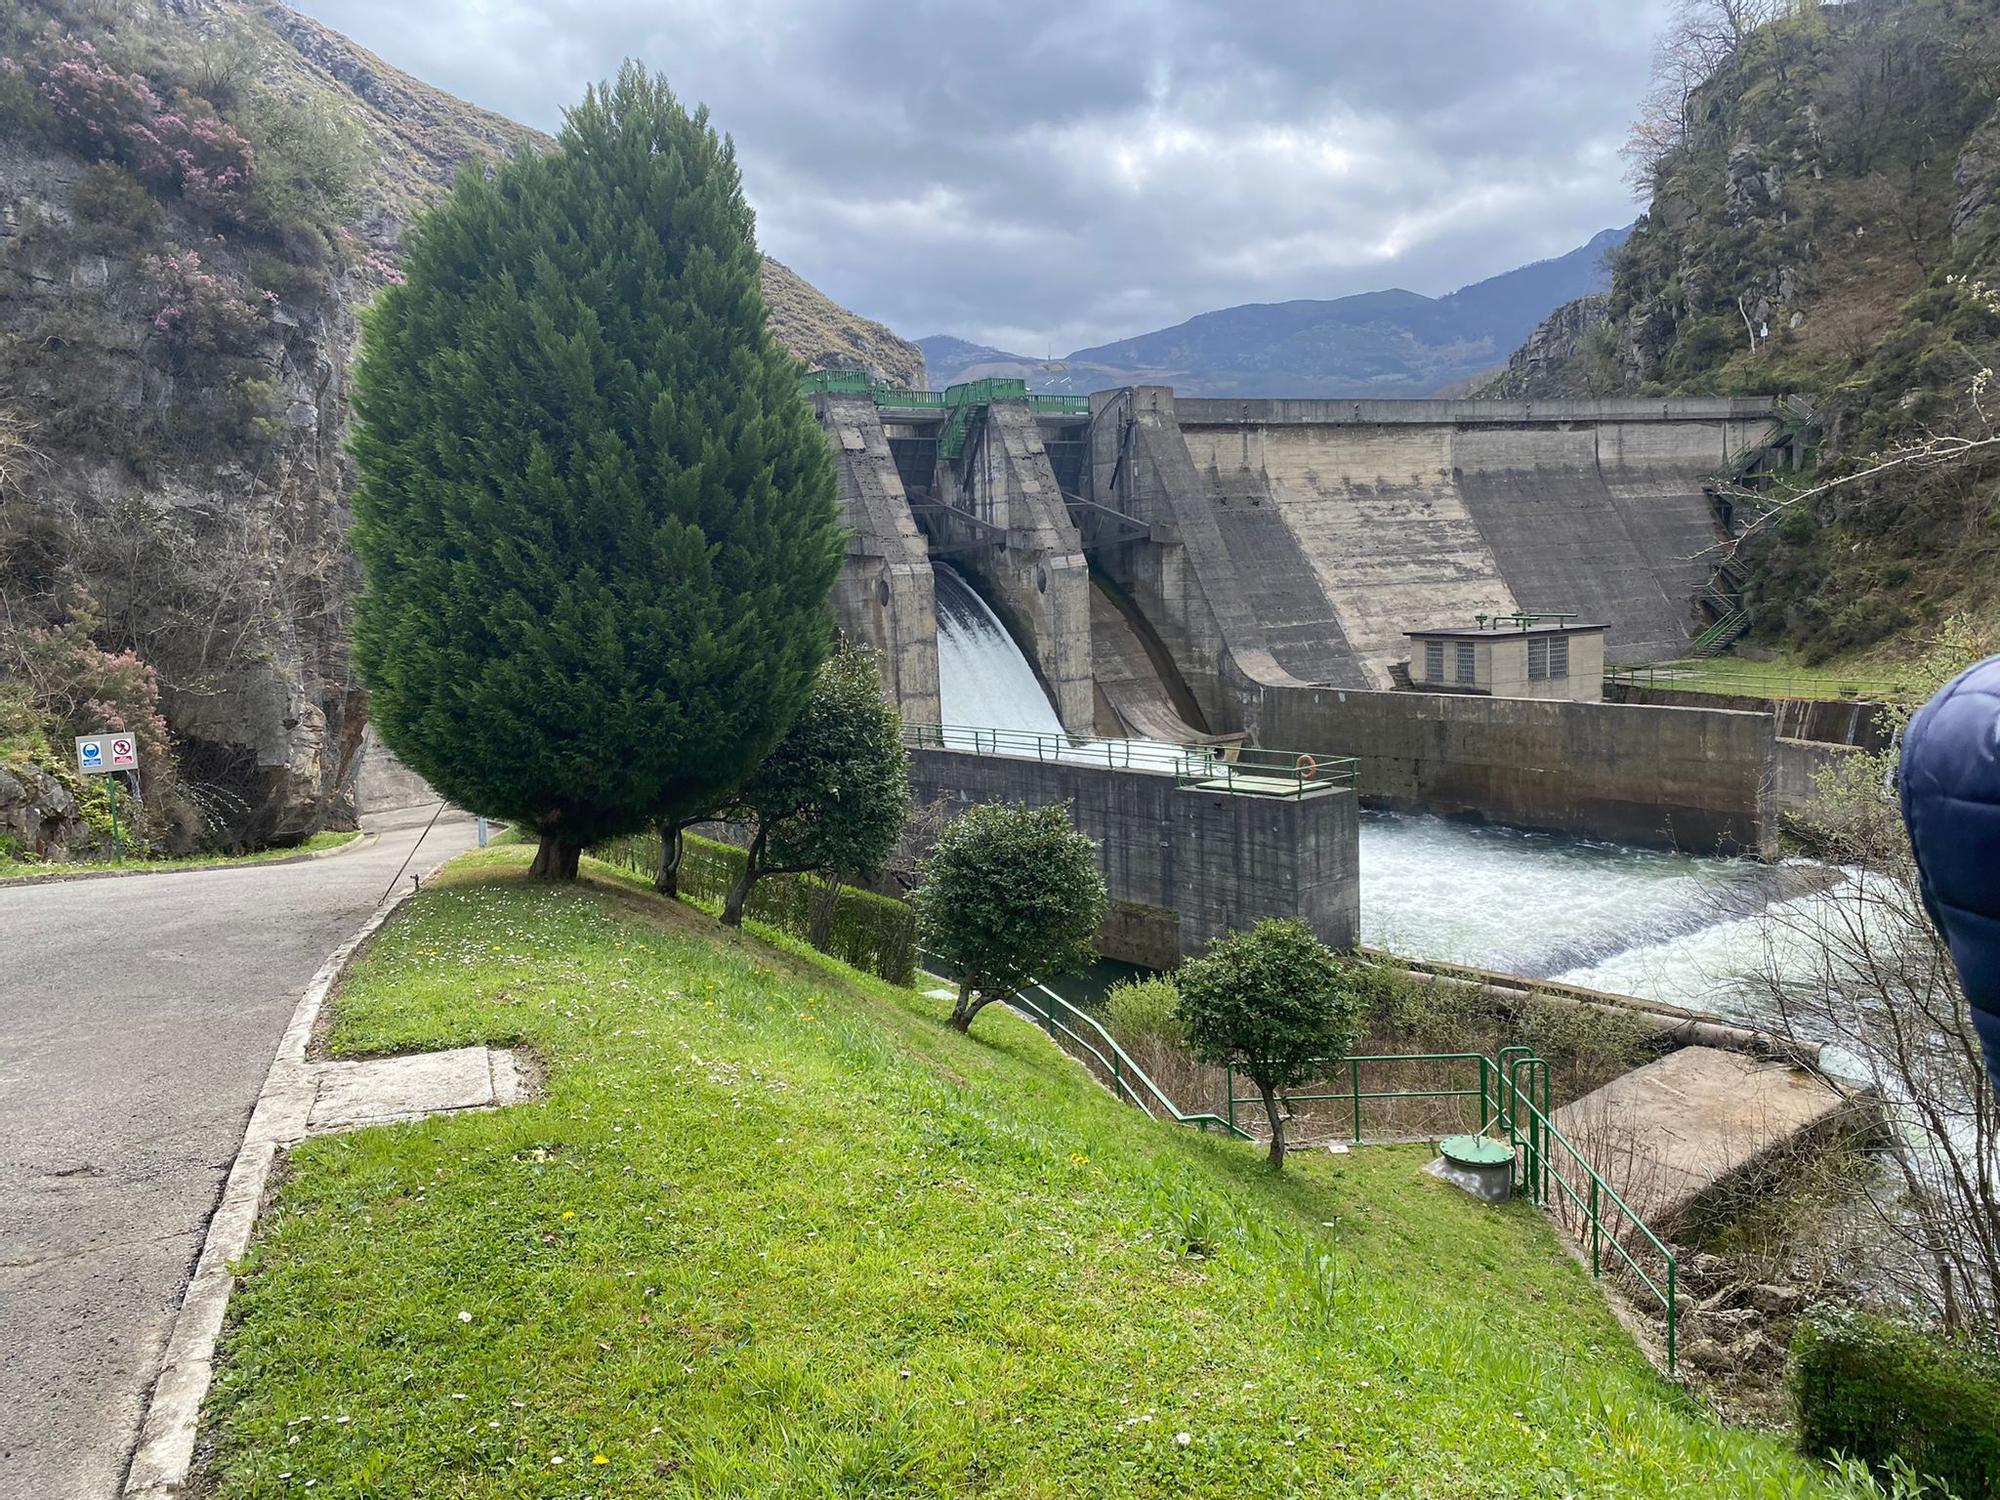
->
(1405, 615, 1606, 702)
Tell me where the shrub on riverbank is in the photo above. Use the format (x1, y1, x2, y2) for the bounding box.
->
(1792, 1309, 2000, 1499)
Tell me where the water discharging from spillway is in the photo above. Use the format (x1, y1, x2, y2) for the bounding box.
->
(932, 564, 1065, 735)
(927, 561, 1847, 1032)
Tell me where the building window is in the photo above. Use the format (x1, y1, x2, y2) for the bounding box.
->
(1549, 635, 1569, 679)
(1455, 642, 1476, 684)
(1425, 641, 1444, 681)
(1528, 637, 1549, 680)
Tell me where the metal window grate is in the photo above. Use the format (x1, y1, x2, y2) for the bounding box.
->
(1549, 636, 1569, 679)
(1425, 641, 1445, 681)
(1528, 637, 1549, 680)
(1454, 641, 1475, 684)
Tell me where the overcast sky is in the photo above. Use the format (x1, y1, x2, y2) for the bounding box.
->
(294, 0, 1665, 353)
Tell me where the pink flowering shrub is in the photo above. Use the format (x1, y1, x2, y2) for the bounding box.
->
(2, 595, 182, 847)
(338, 231, 407, 286)
(143, 250, 271, 359)
(35, 37, 256, 217)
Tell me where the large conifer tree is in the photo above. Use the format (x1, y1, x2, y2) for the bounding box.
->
(350, 64, 842, 878)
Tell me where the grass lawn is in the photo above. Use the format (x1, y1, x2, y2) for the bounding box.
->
(0, 828, 361, 880)
(203, 847, 1860, 1497)
(1621, 657, 1909, 702)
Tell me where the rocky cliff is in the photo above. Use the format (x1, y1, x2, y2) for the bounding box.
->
(0, 0, 920, 857)
(1490, 0, 2000, 660)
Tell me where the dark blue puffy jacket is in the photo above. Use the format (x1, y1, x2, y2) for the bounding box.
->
(1900, 653, 2000, 1099)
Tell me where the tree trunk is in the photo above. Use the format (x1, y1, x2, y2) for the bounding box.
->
(528, 834, 580, 881)
(721, 826, 765, 928)
(1260, 1084, 1287, 1169)
(950, 981, 998, 1033)
(654, 821, 685, 897)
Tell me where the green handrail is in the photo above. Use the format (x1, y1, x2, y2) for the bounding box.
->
(1603, 662, 1907, 702)
(990, 975, 1255, 1141)
(1486, 1060, 1679, 1373)
(1223, 1053, 1495, 1141)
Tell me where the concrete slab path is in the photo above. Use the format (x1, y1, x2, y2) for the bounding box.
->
(1551, 1045, 1853, 1230)
(0, 806, 477, 1500)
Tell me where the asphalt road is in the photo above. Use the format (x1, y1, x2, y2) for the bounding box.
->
(0, 807, 478, 1500)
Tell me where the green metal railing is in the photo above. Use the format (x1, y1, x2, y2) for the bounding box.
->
(800, 369, 1084, 421)
(875, 386, 946, 408)
(800, 368, 875, 396)
(1689, 609, 1751, 657)
(903, 722, 1193, 771)
(1172, 745, 1357, 798)
(1029, 393, 1090, 415)
(1005, 979, 1253, 1140)
(1488, 1052, 1681, 1373)
(1225, 1053, 1495, 1142)
(1605, 662, 1907, 703)
(902, 724, 1356, 798)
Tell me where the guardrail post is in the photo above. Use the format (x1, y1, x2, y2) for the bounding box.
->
(1589, 1178, 1601, 1276)
(1224, 1065, 1235, 1133)
(1350, 1057, 1362, 1143)
(1667, 1259, 1678, 1376)
(1478, 1057, 1491, 1133)
(1113, 1050, 1123, 1101)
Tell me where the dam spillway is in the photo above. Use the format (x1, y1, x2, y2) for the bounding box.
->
(932, 564, 1064, 735)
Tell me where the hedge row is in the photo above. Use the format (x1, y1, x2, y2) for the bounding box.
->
(1791, 1309, 2000, 1500)
(593, 829, 916, 986)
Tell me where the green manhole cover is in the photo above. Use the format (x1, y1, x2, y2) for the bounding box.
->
(1440, 1134, 1515, 1167)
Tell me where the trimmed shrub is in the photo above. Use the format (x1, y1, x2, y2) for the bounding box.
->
(1105, 975, 1180, 1049)
(595, 830, 915, 986)
(1790, 1309, 2000, 1499)
(1177, 918, 1363, 1169)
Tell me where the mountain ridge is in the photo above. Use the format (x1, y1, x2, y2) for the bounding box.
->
(919, 226, 1629, 397)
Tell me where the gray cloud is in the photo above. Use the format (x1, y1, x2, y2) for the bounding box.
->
(294, 0, 1664, 352)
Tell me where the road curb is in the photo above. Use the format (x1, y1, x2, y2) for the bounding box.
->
(118, 857, 431, 1498)
(0, 830, 377, 890)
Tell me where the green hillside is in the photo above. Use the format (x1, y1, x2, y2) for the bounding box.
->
(1493, 0, 2000, 663)
(199, 849, 1863, 1497)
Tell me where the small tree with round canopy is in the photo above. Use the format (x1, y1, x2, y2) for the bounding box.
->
(915, 801, 1105, 1033)
(1176, 919, 1362, 1169)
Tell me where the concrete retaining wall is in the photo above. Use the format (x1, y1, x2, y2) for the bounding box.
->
(906, 746, 1359, 964)
(1607, 683, 1890, 751)
(1253, 685, 1774, 855)
(1774, 737, 1867, 821)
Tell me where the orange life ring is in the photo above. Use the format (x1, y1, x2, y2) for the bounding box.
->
(1295, 753, 1318, 782)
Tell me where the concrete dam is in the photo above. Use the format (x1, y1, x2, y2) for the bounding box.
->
(819, 380, 1779, 725)
(818, 377, 1784, 856)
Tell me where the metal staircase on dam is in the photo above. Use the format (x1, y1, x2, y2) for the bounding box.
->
(1690, 396, 1817, 659)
